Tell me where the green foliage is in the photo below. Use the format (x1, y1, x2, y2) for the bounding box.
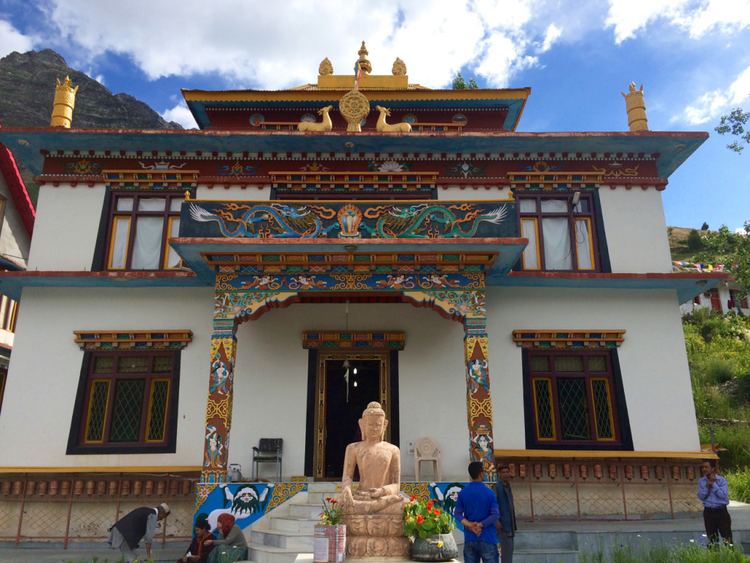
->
(452, 72, 478, 90)
(692, 225, 750, 293)
(687, 229, 704, 251)
(726, 467, 750, 503)
(716, 107, 750, 153)
(579, 543, 749, 562)
(403, 497, 454, 539)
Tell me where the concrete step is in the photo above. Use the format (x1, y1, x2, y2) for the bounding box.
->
(515, 549, 579, 563)
(515, 530, 578, 550)
(248, 542, 301, 563)
(251, 529, 313, 550)
(270, 515, 318, 534)
(288, 503, 323, 519)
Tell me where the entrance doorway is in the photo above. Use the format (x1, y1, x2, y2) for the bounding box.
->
(307, 351, 398, 480)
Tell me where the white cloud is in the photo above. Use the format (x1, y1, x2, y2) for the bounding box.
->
(675, 64, 750, 125)
(0, 19, 34, 57)
(40, 0, 568, 89)
(161, 102, 198, 129)
(606, 0, 750, 43)
(540, 23, 563, 52)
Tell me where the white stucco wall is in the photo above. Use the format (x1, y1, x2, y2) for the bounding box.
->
(0, 286, 699, 477)
(487, 287, 700, 452)
(0, 175, 30, 267)
(196, 185, 270, 201)
(0, 286, 214, 468)
(27, 185, 106, 271)
(438, 186, 511, 200)
(599, 187, 673, 273)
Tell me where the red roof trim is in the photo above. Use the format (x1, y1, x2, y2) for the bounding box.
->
(0, 145, 35, 236)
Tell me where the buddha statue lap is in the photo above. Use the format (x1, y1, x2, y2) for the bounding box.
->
(339, 401, 410, 558)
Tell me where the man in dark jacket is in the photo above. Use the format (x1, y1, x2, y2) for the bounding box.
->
(494, 464, 517, 563)
(109, 502, 170, 561)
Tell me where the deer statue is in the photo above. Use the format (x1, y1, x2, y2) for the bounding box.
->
(375, 106, 412, 133)
(298, 105, 334, 132)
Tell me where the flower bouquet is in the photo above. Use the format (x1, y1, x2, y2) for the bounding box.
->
(403, 496, 458, 562)
(314, 496, 345, 563)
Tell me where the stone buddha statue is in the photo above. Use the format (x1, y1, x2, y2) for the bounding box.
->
(339, 401, 409, 558)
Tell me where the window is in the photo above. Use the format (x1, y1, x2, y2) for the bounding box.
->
(524, 350, 629, 448)
(0, 365, 6, 415)
(68, 351, 179, 453)
(0, 294, 17, 332)
(709, 288, 722, 312)
(517, 193, 599, 271)
(105, 192, 183, 270)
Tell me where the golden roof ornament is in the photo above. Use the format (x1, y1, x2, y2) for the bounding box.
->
(318, 57, 333, 76)
(50, 75, 78, 128)
(340, 89, 370, 132)
(356, 41, 372, 75)
(621, 82, 649, 132)
(391, 57, 407, 76)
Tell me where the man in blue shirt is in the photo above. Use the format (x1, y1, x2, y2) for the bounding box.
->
(697, 459, 733, 545)
(454, 461, 499, 563)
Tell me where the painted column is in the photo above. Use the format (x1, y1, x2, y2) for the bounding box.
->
(201, 299, 237, 484)
(464, 291, 497, 481)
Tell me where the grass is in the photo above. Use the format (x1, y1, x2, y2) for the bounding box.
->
(579, 543, 750, 562)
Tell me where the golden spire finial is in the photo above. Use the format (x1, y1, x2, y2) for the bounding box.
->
(621, 82, 649, 132)
(319, 57, 333, 76)
(392, 57, 407, 76)
(50, 75, 79, 128)
(356, 41, 372, 75)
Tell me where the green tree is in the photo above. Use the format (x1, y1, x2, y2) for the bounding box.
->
(452, 72, 478, 90)
(716, 107, 750, 153)
(693, 224, 750, 292)
(687, 228, 703, 251)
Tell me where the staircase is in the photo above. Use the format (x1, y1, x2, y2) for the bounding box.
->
(514, 530, 579, 563)
(243, 482, 336, 563)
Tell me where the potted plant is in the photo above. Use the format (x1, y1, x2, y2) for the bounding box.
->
(313, 496, 346, 563)
(403, 496, 458, 562)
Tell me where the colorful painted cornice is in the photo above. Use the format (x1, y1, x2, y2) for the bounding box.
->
(301, 331, 406, 350)
(74, 330, 193, 350)
(511, 330, 625, 349)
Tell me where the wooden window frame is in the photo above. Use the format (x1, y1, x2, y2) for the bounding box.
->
(67, 350, 180, 454)
(517, 192, 601, 272)
(523, 349, 631, 449)
(104, 191, 184, 271)
(0, 365, 7, 415)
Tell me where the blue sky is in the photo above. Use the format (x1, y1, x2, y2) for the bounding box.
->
(0, 0, 748, 231)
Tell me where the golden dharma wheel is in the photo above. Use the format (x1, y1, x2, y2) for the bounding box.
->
(339, 89, 370, 132)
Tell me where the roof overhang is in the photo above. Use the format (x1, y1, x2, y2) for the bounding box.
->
(0, 128, 707, 179)
(494, 271, 728, 304)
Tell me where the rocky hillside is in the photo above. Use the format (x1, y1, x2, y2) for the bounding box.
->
(0, 49, 180, 129)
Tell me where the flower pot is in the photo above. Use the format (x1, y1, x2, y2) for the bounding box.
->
(313, 524, 346, 563)
(410, 533, 458, 561)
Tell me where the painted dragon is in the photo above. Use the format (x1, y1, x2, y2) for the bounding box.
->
(189, 203, 329, 238)
(369, 203, 509, 238)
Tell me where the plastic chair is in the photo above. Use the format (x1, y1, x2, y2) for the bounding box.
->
(414, 437, 442, 481)
(252, 438, 283, 481)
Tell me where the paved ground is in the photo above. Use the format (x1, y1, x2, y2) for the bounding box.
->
(0, 502, 747, 562)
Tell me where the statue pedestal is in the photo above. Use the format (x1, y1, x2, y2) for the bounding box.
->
(344, 512, 410, 558)
(294, 556, 459, 563)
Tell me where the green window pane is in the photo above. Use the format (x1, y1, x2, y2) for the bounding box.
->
(85, 381, 109, 442)
(109, 379, 146, 442)
(592, 380, 614, 439)
(588, 356, 606, 372)
(146, 381, 169, 441)
(533, 379, 555, 439)
(555, 356, 583, 372)
(529, 356, 549, 372)
(557, 378, 590, 440)
(117, 356, 150, 374)
(93, 356, 114, 374)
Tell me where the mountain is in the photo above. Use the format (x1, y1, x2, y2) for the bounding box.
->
(0, 49, 181, 129)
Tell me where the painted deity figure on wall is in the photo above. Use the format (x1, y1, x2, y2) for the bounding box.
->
(210, 345, 233, 395)
(431, 482, 464, 517)
(468, 358, 489, 393)
(205, 425, 225, 469)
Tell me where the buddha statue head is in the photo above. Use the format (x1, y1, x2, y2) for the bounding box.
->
(359, 401, 388, 442)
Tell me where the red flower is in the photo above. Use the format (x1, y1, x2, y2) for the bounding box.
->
(410, 496, 416, 502)
(416, 515, 425, 524)
(426, 501, 433, 510)
(434, 509, 441, 516)
(330, 498, 337, 504)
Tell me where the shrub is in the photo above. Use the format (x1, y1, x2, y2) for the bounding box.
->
(726, 467, 750, 503)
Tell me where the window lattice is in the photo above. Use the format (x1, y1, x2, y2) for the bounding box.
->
(592, 379, 614, 439)
(147, 380, 169, 441)
(85, 381, 110, 442)
(557, 378, 590, 440)
(534, 379, 555, 439)
(109, 379, 145, 442)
